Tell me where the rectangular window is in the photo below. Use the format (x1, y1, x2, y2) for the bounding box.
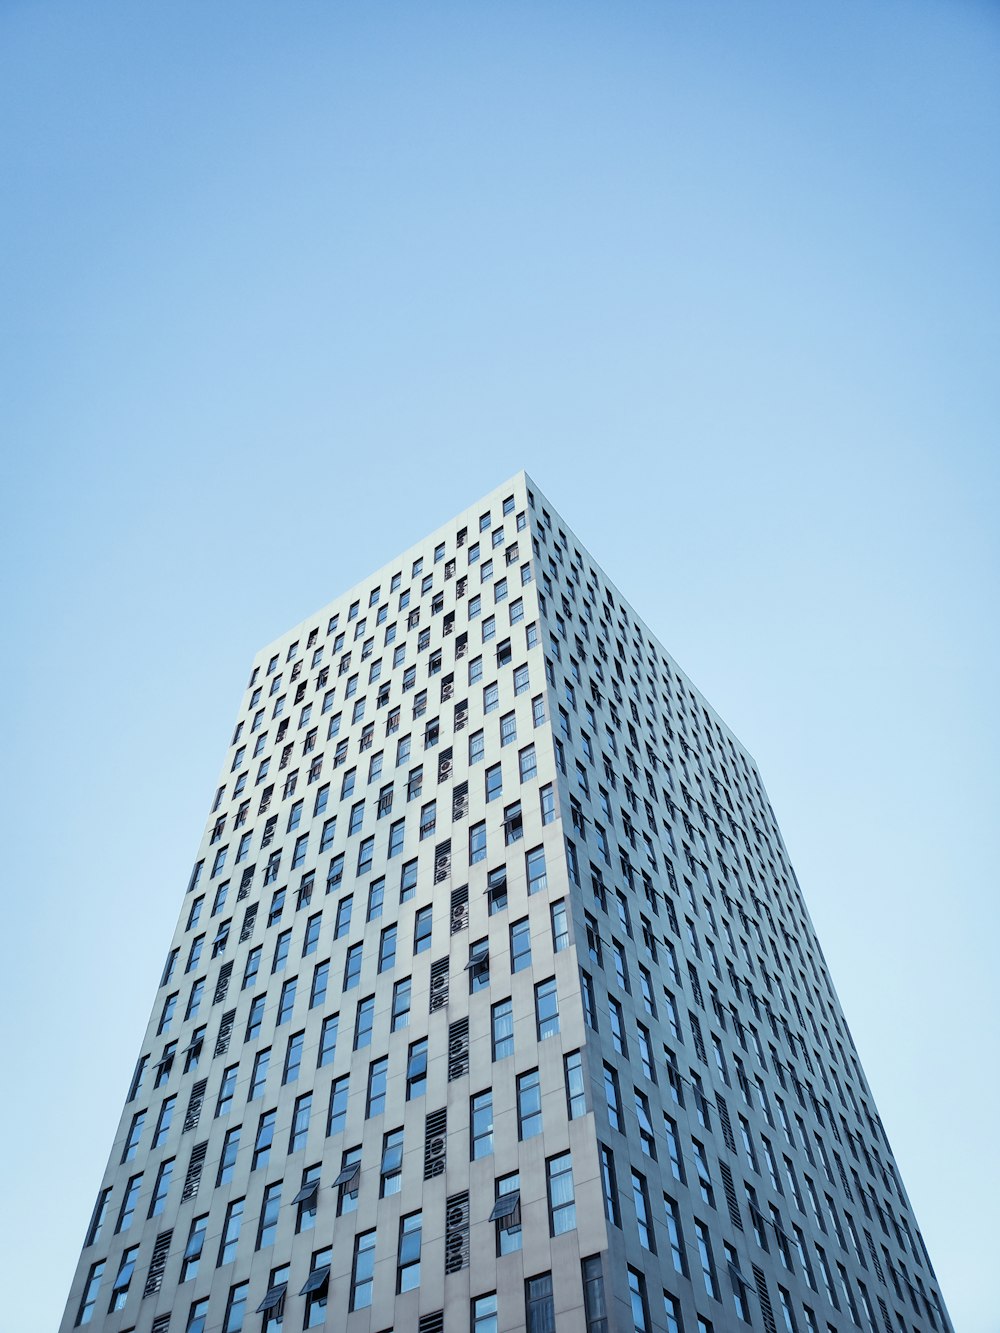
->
(526, 1273, 554, 1333)
(535, 977, 559, 1039)
(547, 1152, 576, 1235)
(565, 1050, 586, 1118)
(582, 1256, 608, 1333)
(471, 1090, 494, 1159)
(366, 1056, 388, 1118)
(632, 1169, 654, 1250)
(350, 1230, 376, 1311)
(406, 1038, 428, 1099)
(148, 1158, 174, 1216)
(413, 905, 432, 953)
(391, 976, 412, 1030)
(470, 820, 487, 864)
(510, 917, 532, 972)
(252, 1112, 276, 1170)
(218, 1197, 244, 1265)
(517, 1068, 542, 1139)
(491, 997, 514, 1060)
(378, 923, 397, 972)
(343, 943, 362, 990)
(326, 1076, 349, 1136)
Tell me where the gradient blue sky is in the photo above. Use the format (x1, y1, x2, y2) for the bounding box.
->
(1, 4, 997, 1330)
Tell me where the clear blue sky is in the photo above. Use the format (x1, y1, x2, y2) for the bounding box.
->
(1, 4, 997, 1330)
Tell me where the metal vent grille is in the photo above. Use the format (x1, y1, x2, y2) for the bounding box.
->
(142, 1228, 173, 1297)
(719, 1161, 743, 1231)
(450, 885, 469, 934)
(433, 839, 451, 884)
(752, 1264, 778, 1333)
(239, 903, 258, 942)
(448, 1017, 469, 1081)
(445, 1191, 470, 1274)
(182, 1078, 208, 1133)
(214, 1008, 236, 1057)
(424, 1108, 447, 1179)
(716, 1091, 736, 1152)
(213, 961, 233, 1005)
(429, 958, 449, 1013)
(180, 1141, 207, 1201)
(452, 781, 469, 821)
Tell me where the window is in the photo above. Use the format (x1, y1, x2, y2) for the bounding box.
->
(535, 977, 559, 1039)
(148, 1158, 174, 1216)
(485, 762, 502, 802)
(470, 820, 487, 865)
(492, 997, 514, 1060)
(664, 1194, 687, 1274)
(473, 1292, 499, 1333)
(582, 1256, 608, 1333)
(540, 783, 555, 823)
(510, 917, 532, 972)
(343, 942, 362, 990)
(350, 1230, 376, 1310)
(116, 1173, 142, 1233)
(519, 743, 537, 781)
(632, 1169, 654, 1250)
(271, 929, 291, 974)
(391, 976, 412, 1030)
(604, 1063, 622, 1130)
(109, 1244, 139, 1312)
(468, 937, 490, 991)
(302, 1247, 332, 1328)
(695, 1219, 720, 1299)
(353, 995, 375, 1050)
(252, 1111, 276, 1170)
(378, 923, 397, 972)
(517, 1068, 542, 1139)
(380, 1128, 404, 1196)
(469, 728, 485, 763)
(500, 710, 517, 746)
(396, 1212, 422, 1292)
(413, 905, 432, 953)
(526, 1273, 554, 1333)
(491, 1171, 522, 1255)
(406, 1038, 428, 1099)
(565, 1050, 586, 1118)
(628, 1268, 650, 1333)
(121, 1110, 145, 1162)
(217, 1128, 240, 1185)
(503, 800, 523, 843)
(609, 997, 627, 1055)
(214, 1068, 236, 1118)
(76, 1260, 106, 1325)
(526, 845, 547, 893)
(326, 1076, 349, 1136)
(256, 1181, 282, 1249)
(550, 898, 569, 951)
(277, 977, 297, 1025)
(249, 1048, 270, 1101)
(581, 968, 599, 1029)
(547, 1152, 576, 1234)
(366, 1055, 388, 1117)
(318, 1013, 339, 1067)
(218, 1197, 244, 1265)
(471, 1090, 494, 1159)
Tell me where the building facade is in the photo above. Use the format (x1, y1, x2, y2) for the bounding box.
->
(61, 473, 951, 1333)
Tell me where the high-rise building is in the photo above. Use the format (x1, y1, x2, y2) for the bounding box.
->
(61, 472, 951, 1333)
